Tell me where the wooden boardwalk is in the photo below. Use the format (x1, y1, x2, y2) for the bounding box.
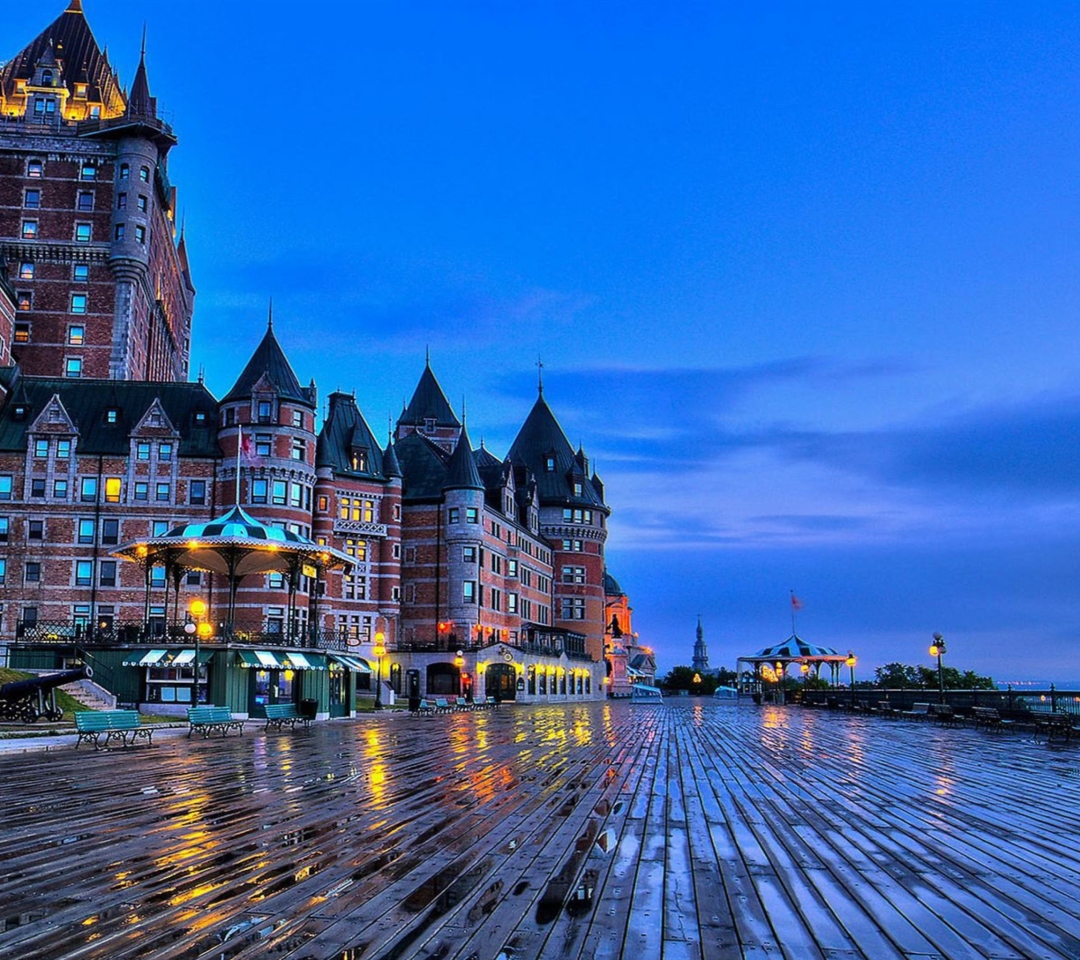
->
(2, 701, 1079, 960)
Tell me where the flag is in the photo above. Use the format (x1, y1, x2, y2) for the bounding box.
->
(240, 426, 257, 464)
(790, 593, 803, 610)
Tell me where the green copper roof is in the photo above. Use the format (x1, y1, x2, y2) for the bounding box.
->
(316, 391, 392, 481)
(222, 320, 314, 406)
(398, 362, 459, 429)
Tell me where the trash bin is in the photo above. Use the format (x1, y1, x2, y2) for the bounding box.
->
(300, 698, 318, 720)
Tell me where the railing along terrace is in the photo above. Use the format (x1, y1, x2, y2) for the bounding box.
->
(796, 686, 1080, 717)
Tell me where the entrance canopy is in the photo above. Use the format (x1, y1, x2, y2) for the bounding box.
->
(235, 650, 329, 671)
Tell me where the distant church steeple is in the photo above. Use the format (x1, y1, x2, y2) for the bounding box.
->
(692, 616, 710, 673)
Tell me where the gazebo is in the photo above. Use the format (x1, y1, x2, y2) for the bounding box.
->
(738, 634, 853, 687)
(113, 504, 354, 641)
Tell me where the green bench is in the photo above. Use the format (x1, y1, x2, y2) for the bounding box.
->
(187, 706, 245, 738)
(263, 702, 310, 732)
(75, 709, 154, 750)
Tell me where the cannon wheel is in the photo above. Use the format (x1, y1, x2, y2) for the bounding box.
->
(20, 702, 40, 723)
(43, 707, 64, 722)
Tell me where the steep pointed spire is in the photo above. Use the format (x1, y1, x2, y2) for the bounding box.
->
(443, 422, 483, 491)
(126, 28, 156, 119)
(382, 434, 403, 479)
(222, 318, 312, 406)
(398, 360, 459, 430)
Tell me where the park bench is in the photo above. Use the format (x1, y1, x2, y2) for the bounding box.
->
(75, 709, 154, 750)
(479, 696, 499, 710)
(1034, 712, 1075, 743)
(877, 701, 900, 719)
(930, 704, 964, 726)
(901, 703, 932, 721)
(433, 698, 462, 714)
(263, 702, 310, 732)
(411, 698, 439, 716)
(972, 706, 1014, 732)
(187, 706, 245, 738)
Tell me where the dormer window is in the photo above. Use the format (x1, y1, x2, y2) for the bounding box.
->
(424, 418, 436, 434)
(545, 456, 556, 472)
(75, 84, 87, 98)
(12, 405, 28, 421)
(573, 481, 583, 496)
(104, 408, 120, 424)
(257, 399, 273, 423)
(193, 411, 207, 426)
(41, 70, 53, 86)
(351, 449, 368, 472)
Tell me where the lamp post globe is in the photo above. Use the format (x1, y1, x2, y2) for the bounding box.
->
(845, 652, 857, 710)
(373, 632, 387, 710)
(929, 633, 946, 704)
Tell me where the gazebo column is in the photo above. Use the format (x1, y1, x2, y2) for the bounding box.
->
(286, 559, 301, 645)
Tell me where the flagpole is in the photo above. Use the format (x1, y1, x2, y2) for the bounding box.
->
(235, 424, 242, 506)
(790, 589, 797, 636)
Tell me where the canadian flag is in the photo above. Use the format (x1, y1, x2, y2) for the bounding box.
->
(790, 593, 803, 610)
(240, 426, 257, 464)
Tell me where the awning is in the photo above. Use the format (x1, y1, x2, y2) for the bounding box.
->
(329, 654, 372, 674)
(122, 648, 214, 667)
(236, 650, 328, 670)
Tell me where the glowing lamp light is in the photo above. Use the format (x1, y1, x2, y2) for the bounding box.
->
(189, 599, 207, 618)
(454, 650, 464, 667)
(846, 653, 857, 668)
(197, 623, 213, 639)
(800, 663, 810, 675)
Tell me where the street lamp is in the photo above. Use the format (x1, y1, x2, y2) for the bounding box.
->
(845, 652, 857, 710)
(187, 598, 208, 705)
(929, 632, 946, 704)
(373, 631, 386, 710)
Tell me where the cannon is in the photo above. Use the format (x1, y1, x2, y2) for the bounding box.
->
(0, 666, 93, 723)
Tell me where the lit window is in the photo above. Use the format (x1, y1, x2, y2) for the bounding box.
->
(23, 190, 40, 209)
(77, 191, 94, 211)
(0, 477, 11, 502)
(73, 264, 89, 282)
(75, 223, 91, 243)
(14, 323, 30, 343)
(27, 160, 43, 178)
(16, 292, 31, 312)
(68, 326, 84, 345)
(317, 495, 329, 512)
(22, 221, 38, 239)
(104, 477, 121, 502)
(65, 357, 82, 378)
(19, 262, 34, 280)
(70, 293, 87, 314)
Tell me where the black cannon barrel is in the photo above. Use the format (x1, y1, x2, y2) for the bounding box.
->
(0, 666, 93, 701)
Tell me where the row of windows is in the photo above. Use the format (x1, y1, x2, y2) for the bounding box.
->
(15, 291, 91, 315)
(3, 559, 202, 589)
(250, 478, 311, 510)
(18, 263, 91, 283)
(0, 474, 207, 505)
(0, 517, 175, 545)
(25, 159, 149, 182)
(563, 508, 595, 525)
(448, 507, 479, 524)
(20, 220, 146, 245)
(223, 406, 306, 429)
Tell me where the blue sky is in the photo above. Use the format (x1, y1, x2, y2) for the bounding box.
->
(10, 1, 1080, 681)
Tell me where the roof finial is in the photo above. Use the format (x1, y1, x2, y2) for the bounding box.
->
(537, 355, 544, 396)
(425, 344, 431, 367)
(461, 394, 467, 427)
(140, 22, 147, 58)
(267, 298, 273, 330)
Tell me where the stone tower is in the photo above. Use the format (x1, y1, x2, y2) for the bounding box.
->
(692, 616, 710, 673)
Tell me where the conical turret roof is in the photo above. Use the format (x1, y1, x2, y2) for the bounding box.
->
(127, 49, 156, 119)
(316, 391, 390, 480)
(508, 392, 606, 508)
(444, 423, 483, 491)
(398, 361, 459, 430)
(222, 317, 314, 407)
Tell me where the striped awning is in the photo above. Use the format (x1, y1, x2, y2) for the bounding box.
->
(236, 650, 328, 670)
(123, 648, 214, 667)
(329, 654, 373, 674)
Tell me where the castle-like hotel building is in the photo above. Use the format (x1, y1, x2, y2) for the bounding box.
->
(0, 3, 651, 714)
